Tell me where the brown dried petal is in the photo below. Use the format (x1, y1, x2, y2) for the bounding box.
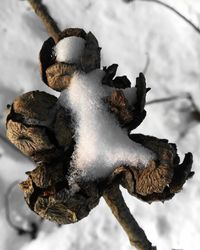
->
(46, 63, 77, 91)
(20, 162, 101, 224)
(6, 120, 55, 157)
(105, 90, 133, 126)
(135, 73, 147, 112)
(11, 91, 57, 125)
(39, 37, 56, 84)
(54, 108, 73, 148)
(6, 91, 73, 163)
(80, 32, 101, 73)
(132, 161, 173, 196)
(169, 152, 193, 193)
(35, 199, 78, 224)
(110, 134, 193, 202)
(103, 73, 149, 131)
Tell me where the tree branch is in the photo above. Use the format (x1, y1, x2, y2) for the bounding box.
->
(146, 93, 189, 105)
(146, 92, 200, 116)
(142, 53, 150, 75)
(28, 0, 61, 42)
(103, 184, 156, 250)
(124, 0, 200, 35)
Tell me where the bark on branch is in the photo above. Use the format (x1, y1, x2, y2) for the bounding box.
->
(28, 0, 61, 42)
(103, 184, 156, 250)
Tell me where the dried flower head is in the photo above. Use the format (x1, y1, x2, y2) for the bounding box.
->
(5, 77, 193, 225)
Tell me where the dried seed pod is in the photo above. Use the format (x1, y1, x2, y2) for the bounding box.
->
(6, 89, 194, 222)
(46, 63, 78, 91)
(19, 161, 101, 224)
(39, 28, 101, 91)
(6, 91, 73, 162)
(6, 120, 55, 157)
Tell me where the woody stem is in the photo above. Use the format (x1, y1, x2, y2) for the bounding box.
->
(28, 0, 61, 43)
(103, 184, 156, 250)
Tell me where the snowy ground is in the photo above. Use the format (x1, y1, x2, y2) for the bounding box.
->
(0, 0, 200, 249)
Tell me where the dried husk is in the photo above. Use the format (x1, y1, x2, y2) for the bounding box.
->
(19, 161, 101, 224)
(11, 91, 57, 125)
(104, 89, 134, 126)
(110, 134, 193, 203)
(39, 28, 101, 91)
(45, 63, 78, 91)
(6, 120, 55, 157)
(6, 84, 194, 224)
(104, 73, 148, 131)
(6, 91, 73, 162)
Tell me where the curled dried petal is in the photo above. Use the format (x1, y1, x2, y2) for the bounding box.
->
(6, 120, 55, 157)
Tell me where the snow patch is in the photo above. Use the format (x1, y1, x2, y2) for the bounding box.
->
(59, 69, 155, 179)
(55, 36, 86, 64)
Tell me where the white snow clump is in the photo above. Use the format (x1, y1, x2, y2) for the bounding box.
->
(55, 36, 86, 64)
(59, 69, 155, 179)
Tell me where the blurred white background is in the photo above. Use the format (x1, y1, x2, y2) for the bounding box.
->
(0, 0, 200, 249)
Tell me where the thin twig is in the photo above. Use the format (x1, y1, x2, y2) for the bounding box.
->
(124, 0, 200, 35)
(146, 93, 189, 105)
(103, 185, 156, 250)
(146, 92, 200, 113)
(28, 0, 61, 42)
(142, 52, 150, 75)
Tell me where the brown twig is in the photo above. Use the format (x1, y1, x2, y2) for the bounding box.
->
(124, 0, 200, 35)
(28, 0, 61, 43)
(142, 52, 150, 75)
(146, 93, 189, 105)
(103, 184, 156, 250)
(146, 92, 200, 115)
